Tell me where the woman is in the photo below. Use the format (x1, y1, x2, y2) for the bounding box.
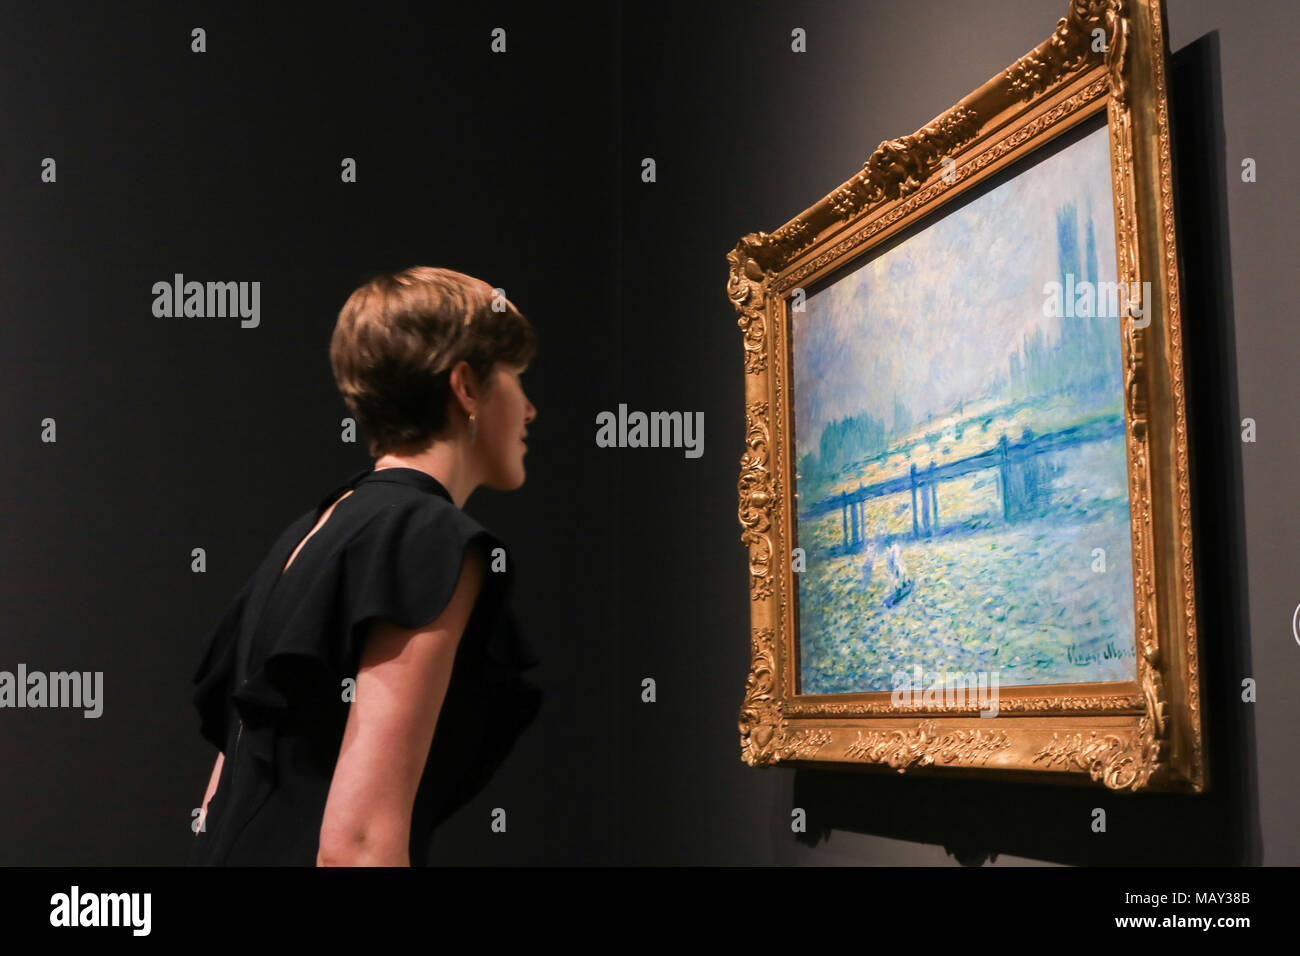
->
(188, 266, 541, 866)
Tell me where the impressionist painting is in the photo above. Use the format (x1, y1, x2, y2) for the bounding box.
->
(792, 116, 1137, 695)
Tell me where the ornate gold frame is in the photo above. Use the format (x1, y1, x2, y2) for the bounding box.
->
(728, 0, 1203, 791)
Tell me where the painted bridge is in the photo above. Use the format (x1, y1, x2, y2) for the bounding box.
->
(798, 415, 1126, 548)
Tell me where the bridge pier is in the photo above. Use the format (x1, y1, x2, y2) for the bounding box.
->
(920, 469, 930, 534)
(910, 463, 919, 537)
(999, 433, 1011, 521)
(929, 460, 938, 535)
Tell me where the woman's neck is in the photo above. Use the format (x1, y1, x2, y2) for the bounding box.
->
(373, 442, 477, 509)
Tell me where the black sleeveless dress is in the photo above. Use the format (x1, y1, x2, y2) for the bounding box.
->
(186, 465, 542, 866)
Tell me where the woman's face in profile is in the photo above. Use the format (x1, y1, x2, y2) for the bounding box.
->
(478, 362, 536, 491)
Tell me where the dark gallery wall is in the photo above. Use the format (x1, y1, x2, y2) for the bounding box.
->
(615, 0, 1295, 866)
(0, 0, 1294, 867)
(0, 3, 622, 866)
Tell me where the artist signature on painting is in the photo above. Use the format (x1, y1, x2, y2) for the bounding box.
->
(1065, 640, 1136, 667)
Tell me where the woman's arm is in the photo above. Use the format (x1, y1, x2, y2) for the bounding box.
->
(195, 752, 224, 835)
(316, 542, 488, 866)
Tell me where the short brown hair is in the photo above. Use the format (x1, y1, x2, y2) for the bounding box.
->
(330, 266, 538, 457)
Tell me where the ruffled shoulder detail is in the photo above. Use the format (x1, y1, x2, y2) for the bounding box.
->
(339, 497, 516, 668)
(212, 493, 538, 776)
(190, 572, 257, 753)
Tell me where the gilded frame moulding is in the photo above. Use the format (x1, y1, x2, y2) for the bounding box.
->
(729, 0, 1203, 791)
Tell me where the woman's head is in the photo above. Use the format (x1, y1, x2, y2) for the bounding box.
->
(330, 266, 538, 489)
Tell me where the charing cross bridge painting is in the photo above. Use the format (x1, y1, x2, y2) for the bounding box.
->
(792, 118, 1138, 696)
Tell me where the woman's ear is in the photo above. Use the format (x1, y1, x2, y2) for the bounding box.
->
(448, 360, 476, 408)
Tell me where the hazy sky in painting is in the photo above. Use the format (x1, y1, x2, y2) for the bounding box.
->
(792, 122, 1117, 460)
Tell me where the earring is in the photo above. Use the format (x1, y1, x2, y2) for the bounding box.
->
(468, 412, 478, 444)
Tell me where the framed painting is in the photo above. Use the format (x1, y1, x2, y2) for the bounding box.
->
(728, 0, 1203, 791)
